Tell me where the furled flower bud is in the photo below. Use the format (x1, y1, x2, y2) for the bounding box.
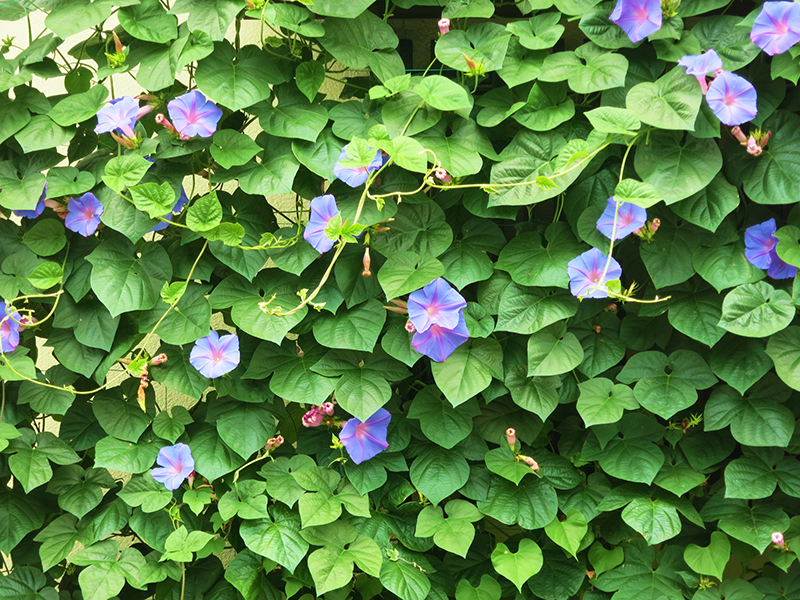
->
(524, 456, 540, 471)
(302, 407, 324, 427)
(112, 30, 124, 54)
(150, 353, 168, 366)
(187, 470, 195, 488)
(772, 532, 785, 547)
(434, 167, 452, 183)
(632, 226, 644, 236)
(438, 18, 450, 36)
(759, 131, 771, 148)
(266, 435, 284, 449)
(746, 137, 762, 156)
(321, 402, 335, 416)
(592, 324, 601, 333)
(463, 53, 477, 71)
(155, 113, 178, 135)
(405, 320, 416, 333)
(17, 315, 36, 331)
(605, 303, 617, 313)
(731, 126, 748, 144)
(650, 218, 661, 233)
(296, 344, 304, 357)
(362, 247, 372, 277)
(506, 428, 516, 448)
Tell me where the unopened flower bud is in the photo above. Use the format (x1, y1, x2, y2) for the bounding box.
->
(266, 435, 284, 449)
(150, 353, 168, 366)
(112, 31, 124, 54)
(362, 247, 372, 277)
(650, 218, 661, 233)
(434, 167, 452, 183)
(759, 131, 771, 147)
(187, 470, 195, 488)
(524, 456, 539, 471)
(506, 428, 516, 448)
(321, 402, 335, 416)
(746, 137, 762, 156)
(438, 18, 450, 36)
(731, 126, 748, 144)
(592, 324, 601, 333)
(302, 407, 324, 427)
(632, 226, 644, 236)
(136, 104, 154, 119)
(296, 344, 304, 357)
(605, 303, 617, 312)
(17, 315, 36, 331)
(462, 53, 477, 71)
(772, 532, 785, 547)
(405, 320, 416, 333)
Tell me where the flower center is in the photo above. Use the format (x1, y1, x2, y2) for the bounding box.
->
(636, 7, 649, 22)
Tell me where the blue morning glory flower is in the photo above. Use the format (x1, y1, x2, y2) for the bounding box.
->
(151, 443, 195, 490)
(407, 277, 467, 333)
(567, 247, 623, 299)
(340, 408, 391, 465)
(595, 197, 647, 240)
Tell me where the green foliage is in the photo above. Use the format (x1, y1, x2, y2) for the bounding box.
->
(1, 2, 799, 600)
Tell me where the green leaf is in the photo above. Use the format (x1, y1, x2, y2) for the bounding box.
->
(410, 445, 470, 506)
(209, 131, 262, 170)
(407, 386, 479, 450)
(255, 94, 328, 143)
(435, 23, 511, 73)
(626, 67, 702, 130)
(169, 0, 241, 41)
(455, 576, 501, 600)
(378, 251, 444, 300)
(741, 112, 800, 205)
(415, 500, 482, 558)
(490, 539, 543, 592)
(621, 498, 682, 545)
(485, 444, 537, 485)
(716, 502, 789, 552)
(585, 107, 641, 135)
(196, 42, 285, 110)
(588, 542, 624, 578)
(504, 366, 560, 421)
(101, 154, 153, 193)
(129, 182, 175, 219)
(545, 509, 588, 558)
(371, 201, 453, 258)
(78, 562, 126, 600)
(119, 0, 178, 43)
(718, 282, 795, 338)
(614, 179, 663, 209)
(313, 299, 386, 352)
(212, 400, 276, 460)
(48, 85, 108, 127)
(9, 447, 52, 493)
(667, 287, 726, 347)
(27, 262, 62, 289)
(693, 15, 760, 71)
(240, 507, 309, 572)
(672, 173, 739, 231)
(495, 228, 585, 288)
(190, 426, 245, 482)
(431, 339, 503, 407)
(86, 235, 173, 317)
(496, 284, 579, 334)
(380, 560, 431, 600)
(640, 218, 701, 288)
(577, 378, 638, 427)
(295, 61, 326, 103)
(94, 437, 160, 474)
(766, 327, 800, 392)
(118, 475, 173, 513)
(414, 76, 473, 112)
(705, 385, 794, 447)
(14, 116, 75, 152)
(186, 190, 223, 232)
(477, 474, 558, 529)
(634, 131, 722, 204)
(527, 322, 584, 376)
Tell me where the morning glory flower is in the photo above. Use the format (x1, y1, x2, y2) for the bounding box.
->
(95, 96, 147, 138)
(407, 277, 467, 333)
(609, 0, 662, 43)
(340, 408, 391, 465)
(151, 187, 190, 232)
(705, 71, 758, 126)
(751, 1, 800, 56)
(167, 90, 222, 138)
(412, 311, 470, 363)
(678, 49, 723, 94)
(333, 145, 383, 188)
(304, 194, 340, 253)
(151, 443, 195, 490)
(744, 219, 797, 279)
(596, 197, 647, 240)
(64, 192, 104, 237)
(189, 331, 240, 378)
(13, 182, 47, 219)
(0, 302, 21, 353)
(567, 247, 623, 299)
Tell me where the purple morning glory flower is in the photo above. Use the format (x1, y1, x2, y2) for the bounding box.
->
(0, 302, 21, 353)
(167, 90, 222, 139)
(677, 49, 723, 76)
(13, 182, 47, 219)
(190, 331, 240, 378)
(751, 1, 800, 56)
(596, 197, 647, 240)
(567, 247, 623, 299)
(706, 71, 758, 126)
(95, 96, 141, 138)
(744, 219, 798, 279)
(332, 145, 383, 188)
(412, 311, 470, 363)
(609, 0, 662, 43)
(64, 192, 104, 237)
(304, 194, 340, 254)
(340, 408, 391, 465)
(151, 187, 190, 232)
(407, 277, 467, 333)
(151, 443, 194, 490)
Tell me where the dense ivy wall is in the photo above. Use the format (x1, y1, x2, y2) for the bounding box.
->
(1, 1, 800, 599)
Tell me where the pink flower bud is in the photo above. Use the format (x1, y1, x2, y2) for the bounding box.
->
(524, 456, 540, 471)
(759, 131, 771, 147)
(136, 104, 154, 119)
(746, 137, 762, 156)
(731, 126, 748, 144)
(302, 407, 324, 427)
(506, 428, 516, 448)
(632, 226, 644, 236)
(405, 320, 416, 333)
(17, 315, 36, 331)
(266, 435, 284, 449)
(150, 353, 168, 366)
(605, 303, 617, 312)
(772, 532, 785, 547)
(462, 53, 477, 71)
(434, 168, 451, 183)
(650, 218, 661, 233)
(438, 18, 450, 36)
(112, 31, 124, 54)
(156, 113, 177, 134)
(322, 402, 335, 416)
